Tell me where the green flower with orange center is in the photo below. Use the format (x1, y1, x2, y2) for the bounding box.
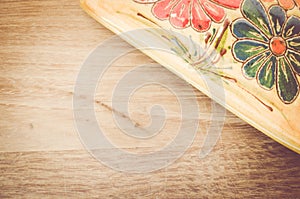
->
(231, 0, 300, 103)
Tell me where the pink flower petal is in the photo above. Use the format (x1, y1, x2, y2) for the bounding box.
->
(209, 0, 242, 9)
(199, 0, 225, 23)
(191, 0, 211, 31)
(169, 0, 192, 29)
(152, 0, 180, 20)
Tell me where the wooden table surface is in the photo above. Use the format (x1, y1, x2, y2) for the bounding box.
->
(1, 0, 300, 198)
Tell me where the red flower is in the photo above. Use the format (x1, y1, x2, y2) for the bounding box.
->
(134, 0, 242, 32)
(262, 0, 300, 10)
(275, 0, 299, 10)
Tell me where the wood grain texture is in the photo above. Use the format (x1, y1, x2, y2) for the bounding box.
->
(0, 0, 300, 198)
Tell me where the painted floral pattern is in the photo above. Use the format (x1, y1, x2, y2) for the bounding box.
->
(134, 0, 241, 32)
(263, 0, 300, 10)
(231, 0, 300, 103)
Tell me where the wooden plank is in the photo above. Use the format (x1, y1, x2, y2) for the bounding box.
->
(1, 145, 300, 198)
(0, 0, 299, 198)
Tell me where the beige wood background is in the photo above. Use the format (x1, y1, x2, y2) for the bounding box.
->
(0, 0, 300, 198)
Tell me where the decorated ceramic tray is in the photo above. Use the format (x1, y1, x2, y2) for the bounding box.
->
(81, 0, 300, 153)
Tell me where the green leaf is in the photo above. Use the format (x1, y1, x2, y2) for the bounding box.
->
(241, 0, 273, 38)
(257, 55, 276, 90)
(287, 50, 300, 75)
(231, 18, 268, 42)
(233, 40, 268, 62)
(277, 58, 299, 103)
(269, 5, 286, 36)
(243, 51, 270, 79)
